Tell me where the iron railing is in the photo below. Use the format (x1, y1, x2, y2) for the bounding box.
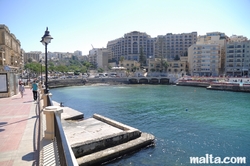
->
(47, 94, 77, 166)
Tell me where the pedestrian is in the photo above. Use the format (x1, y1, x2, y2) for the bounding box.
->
(31, 80, 38, 101)
(19, 82, 25, 98)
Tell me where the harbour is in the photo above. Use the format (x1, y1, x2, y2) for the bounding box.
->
(50, 85, 250, 165)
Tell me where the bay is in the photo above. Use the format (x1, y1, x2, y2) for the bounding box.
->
(50, 85, 250, 166)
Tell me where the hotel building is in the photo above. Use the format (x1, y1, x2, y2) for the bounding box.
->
(165, 32, 197, 60)
(107, 31, 155, 63)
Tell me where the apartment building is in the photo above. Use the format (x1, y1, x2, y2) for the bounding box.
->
(24, 51, 41, 63)
(107, 31, 155, 63)
(89, 48, 111, 70)
(188, 32, 227, 76)
(225, 37, 250, 77)
(165, 32, 197, 60)
(154, 35, 166, 59)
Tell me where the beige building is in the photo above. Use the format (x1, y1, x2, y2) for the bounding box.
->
(167, 57, 187, 75)
(0, 24, 22, 97)
(107, 31, 155, 63)
(89, 48, 111, 70)
(165, 32, 197, 60)
(147, 58, 167, 73)
(119, 59, 140, 72)
(188, 32, 227, 76)
(154, 35, 166, 59)
(24, 51, 41, 63)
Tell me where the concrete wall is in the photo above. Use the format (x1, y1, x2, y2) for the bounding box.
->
(71, 114, 142, 158)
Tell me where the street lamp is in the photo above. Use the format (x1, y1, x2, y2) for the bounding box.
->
(40, 27, 53, 94)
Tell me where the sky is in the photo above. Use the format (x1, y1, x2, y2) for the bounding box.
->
(1, 0, 250, 55)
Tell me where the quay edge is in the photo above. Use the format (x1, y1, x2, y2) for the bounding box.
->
(54, 101, 155, 166)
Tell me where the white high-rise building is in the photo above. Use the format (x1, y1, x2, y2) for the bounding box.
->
(188, 32, 228, 76)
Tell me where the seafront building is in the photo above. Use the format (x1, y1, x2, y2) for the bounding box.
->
(0, 24, 22, 97)
(225, 36, 250, 77)
(167, 56, 188, 75)
(106, 31, 197, 75)
(188, 32, 228, 76)
(107, 31, 155, 63)
(165, 32, 197, 60)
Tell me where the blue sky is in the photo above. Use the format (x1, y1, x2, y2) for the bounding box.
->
(1, 0, 250, 55)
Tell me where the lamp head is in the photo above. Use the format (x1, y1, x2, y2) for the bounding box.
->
(40, 27, 53, 44)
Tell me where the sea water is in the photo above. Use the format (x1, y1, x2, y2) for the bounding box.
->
(50, 85, 250, 166)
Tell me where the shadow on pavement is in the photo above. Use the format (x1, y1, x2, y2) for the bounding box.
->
(22, 152, 35, 161)
(23, 100, 34, 103)
(0, 116, 37, 126)
(0, 122, 7, 126)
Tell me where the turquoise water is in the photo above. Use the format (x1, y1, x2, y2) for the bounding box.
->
(50, 85, 250, 166)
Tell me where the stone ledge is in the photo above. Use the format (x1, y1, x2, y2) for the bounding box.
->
(76, 132, 154, 166)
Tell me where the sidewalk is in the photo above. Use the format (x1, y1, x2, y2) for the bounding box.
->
(0, 88, 39, 166)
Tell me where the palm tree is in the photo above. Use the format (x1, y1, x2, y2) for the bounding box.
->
(119, 56, 124, 66)
(162, 61, 169, 72)
(139, 47, 146, 68)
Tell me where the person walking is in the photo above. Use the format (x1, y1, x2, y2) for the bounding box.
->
(19, 82, 25, 98)
(31, 80, 38, 101)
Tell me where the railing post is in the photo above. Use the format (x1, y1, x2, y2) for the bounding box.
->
(43, 93, 52, 108)
(43, 106, 63, 140)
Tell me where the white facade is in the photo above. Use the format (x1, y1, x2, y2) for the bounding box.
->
(89, 48, 110, 70)
(188, 32, 227, 76)
(188, 44, 221, 76)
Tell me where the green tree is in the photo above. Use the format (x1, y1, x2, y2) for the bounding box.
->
(79, 66, 87, 73)
(162, 61, 169, 72)
(24, 62, 41, 76)
(119, 56, 125, 66)
(98, 68, 104, 73)
(48, 61, 55, 71)
(84, 62, 92, 73)
(27, 58, 33, 63)
(56, 65, 68, 73)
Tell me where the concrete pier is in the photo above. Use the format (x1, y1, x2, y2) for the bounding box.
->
(52, 102, 155, 166)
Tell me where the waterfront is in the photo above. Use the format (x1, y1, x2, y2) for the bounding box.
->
(50, 85, 250, 166)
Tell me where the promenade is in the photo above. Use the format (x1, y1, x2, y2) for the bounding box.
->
(0, 88, 38, 166)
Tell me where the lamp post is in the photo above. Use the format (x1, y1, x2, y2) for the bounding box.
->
(39, 59, 43, 84)
(40, 27, 53, 94)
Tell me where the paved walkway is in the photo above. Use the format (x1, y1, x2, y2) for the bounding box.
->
(0, 88, 39, 166)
